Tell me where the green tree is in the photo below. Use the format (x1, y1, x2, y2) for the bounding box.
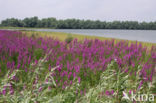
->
(23, 16, 39, 27)
(0, 17, 156, 30)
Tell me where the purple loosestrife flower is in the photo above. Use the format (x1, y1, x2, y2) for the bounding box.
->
(138, 80, 143, 90)
(106, 90, 114, 96)
(10, 87, 14, 95)
(2, 89, 6, 95)
(25, 68, 28, 72)
(22, 63, 25, 69)
(132, 62, 135, 68)
(73, 72, 76, 79)
(130, 71, 133, 76)
(7, 62, 11, 69)
(70, 80, 72, 85)
(2, 85, 7, 95)
(35, 60, 38, 65)
(48, 65, 51, 71)
(110, 90, 114, 95)
(17, 63, 20, 69)
(23, 85, 27, 90)
(57, 66, 62, 72)
(78, 77, 81, 84)
(38, 86, 43, 92)
(55, 79, 58, 83)
(45, 78, 49, 84)
(28, 55, 31, 64)
(60, 72, 65, 77)
(62, 85, 65, 89)
(80, 90, 83, 96)
(75, 65, 80, 73)
(124, 67, 129, 73)
(129, 90, 132, 94)
(64, 81, 67, 85)
(105, 90, 110, 96)
(68, 72, 72, 79)
(48, 86, 52, 90)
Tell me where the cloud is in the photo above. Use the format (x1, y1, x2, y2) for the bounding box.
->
(0, 0, 156, 22)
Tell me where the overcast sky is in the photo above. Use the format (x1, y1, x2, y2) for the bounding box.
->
(0, 0, 156, 22)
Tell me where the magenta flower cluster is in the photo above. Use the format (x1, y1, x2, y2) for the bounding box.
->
(0, 30, 155, 94)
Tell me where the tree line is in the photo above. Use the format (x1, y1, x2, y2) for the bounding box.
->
(0, 16, 156, 30)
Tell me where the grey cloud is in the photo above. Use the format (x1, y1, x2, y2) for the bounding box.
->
(0, 0, 155, 22)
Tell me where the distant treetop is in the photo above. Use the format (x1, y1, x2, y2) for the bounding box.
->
(0, 17, 156, 30)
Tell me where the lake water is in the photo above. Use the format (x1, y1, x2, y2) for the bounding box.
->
(4, 29, 156, 43)
(32, 29, 156, 43)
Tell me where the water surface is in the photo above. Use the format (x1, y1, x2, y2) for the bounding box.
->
(32, 29, 156, 43)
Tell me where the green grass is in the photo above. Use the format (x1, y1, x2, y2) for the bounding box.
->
(23, 30, 156, 49)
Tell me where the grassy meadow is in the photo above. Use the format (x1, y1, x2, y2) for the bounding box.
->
(0, 30, 155, 103)
(23, 30, 155, 48)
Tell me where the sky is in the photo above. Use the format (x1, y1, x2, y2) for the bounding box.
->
(0, 0, 156, 22)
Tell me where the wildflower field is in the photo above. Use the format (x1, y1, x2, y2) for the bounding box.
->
(0, 30, 155, 103)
